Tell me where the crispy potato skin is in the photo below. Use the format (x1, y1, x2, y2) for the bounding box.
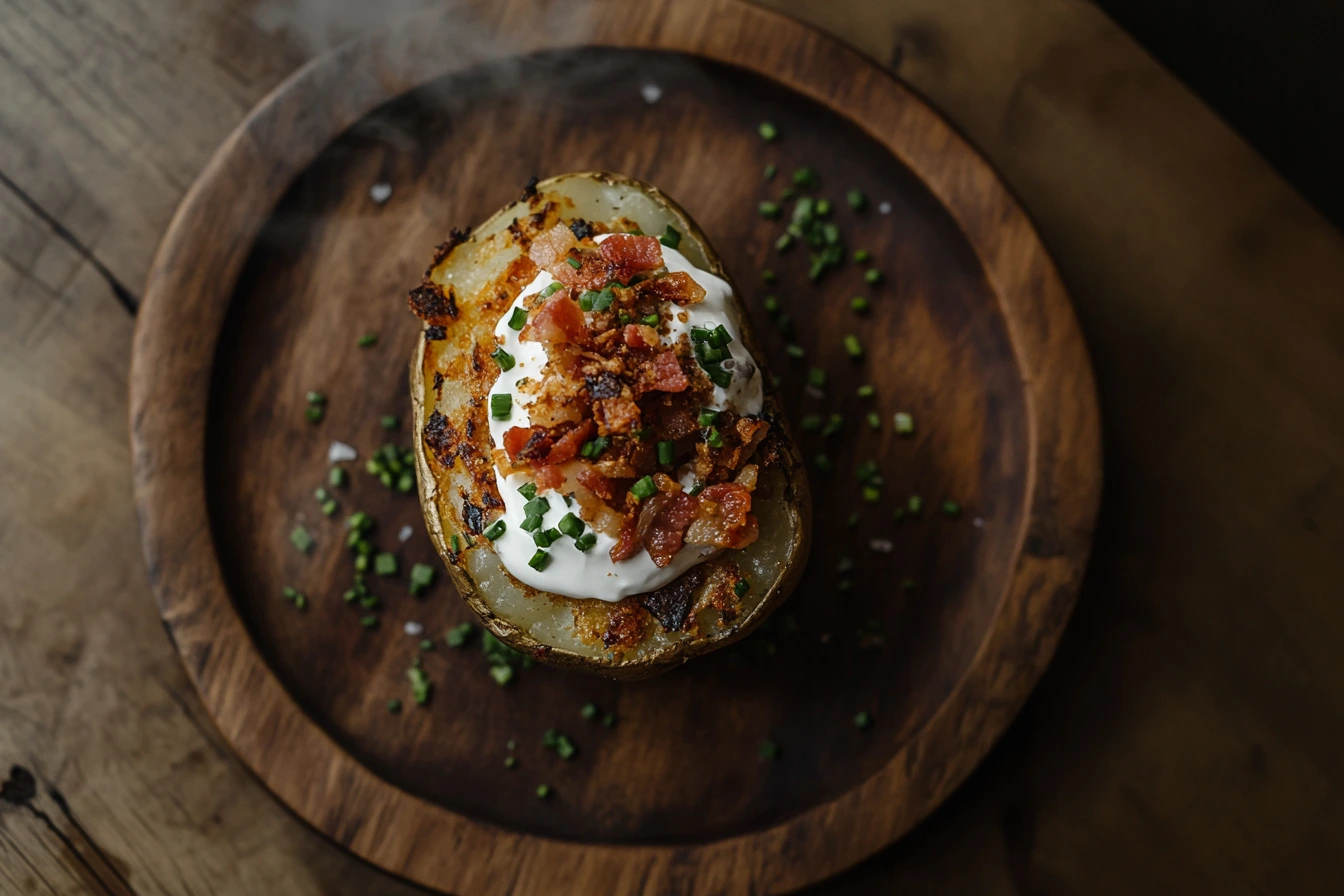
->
(410, 172, 811, 678)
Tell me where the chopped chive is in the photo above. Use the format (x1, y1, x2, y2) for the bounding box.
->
(566, 256, 582, 269)
(849, 296, 870, 314)
(321, 499, 337, 516)
(758, 201, 781, 219)
(758, 121, 779, 141)
(780, 187, 796, 201)
(507, 306, 528, 329)
(374, 553, 398, 576)
(446, 622, 475, 647)
(528, 549, 550, 571)
(581, 703, 598, 720)
(857, 384, 875, 398)
(812, 454, 833, 475)
(314, 487, 330, 503)
(449, 533, 461, 554)
(490, 393, 512, 420)
(519, 514, 542, 533)
(540, 282, 564, 298)
(518, 481, 538, 500)
(353, 554, 369, 572)
(504, 755, 518, 769)
(821, 413, 844, 437)
(535, 784, 552, 799)
(867, 411, 881, 431)
(894, 412, 915, 435)
(641, 313, 661, 328)
(785, 344, 805, 359)
(630, 476, 657, 501)
(941, 500, 962, 518)
(762, 269, 776, 283)
(483, 518, 506, 541)
(360, 614, 378, 628)
(289, 526, 314, 553)
(847, 189, 867, 210)
(305, 390, 326, 405)
(602, 712, 616, 728)
(396, 471, 414, 492)
(305, 406, 324, 424)
(491, 347, 515, 371)
(864, 268, 883, 285)
(657, 440, 675, 465)
(798, 413, 820, 432)
(618, 311, 631, 324)
(843, 334, 863, 358)
(706, 427, 724, 448)
(490, 664, 514, 685)
(763, 296, 780, 315)
(854, 710, 873, 730)
(862, 485, 881, 503)
(807, 367, 826, 388)
(836, 578, 852, 592)
(815, 198, 832, 216)
(408, 666, 431, 705)
(907, 495, 923, 515)
(328, 467, 347, 488)
(791, 167, 817, 187)
(763, 163, 777, 179)
(409, 563, 435, 595)
(533, 528, 561, 548)
(580, 435, 610, 459)
(660, 225, 682, 249)
(774, 232, 793, 251)
(387, 699, 402, 713)
(523, 496, 549, 518)
(558, 513, 585, 538)
(697, 408, 720, 427)
(381, 415, 398, 430)
(734, 579, 750, 597)
(853, 249, 871, 263)
(759, 740, 780, 760)
(573, 532, 597, 552)
(358, 332, 378, 348)
(420, 638, 434, 651)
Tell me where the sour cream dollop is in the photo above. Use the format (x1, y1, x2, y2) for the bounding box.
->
(485, 234, 763, 602)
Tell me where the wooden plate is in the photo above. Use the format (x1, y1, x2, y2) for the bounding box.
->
(130, 0, 1100, 892)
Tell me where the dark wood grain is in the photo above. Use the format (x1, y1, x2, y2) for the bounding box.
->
(130, 0, 1098, 892)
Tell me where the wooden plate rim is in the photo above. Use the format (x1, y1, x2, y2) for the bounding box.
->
(129, 0, 1102, 892)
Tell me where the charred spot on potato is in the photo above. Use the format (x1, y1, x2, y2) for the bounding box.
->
(461, 495, 486, 534)
(429, 227, 471, 270)
(521, 175, 539, 202)
(409, 281, 458, 324)
(569, 218, 595, 240)
(602, 598, 647, 649)
(639, 565, 708, 633)
(424, 411, 457, 467)
(425, 325, 447, 341)
(432, 371, 444, 394)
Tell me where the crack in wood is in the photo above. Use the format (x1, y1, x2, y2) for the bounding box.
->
(0, 169, 140, 315)
(2, 765, 139, 896)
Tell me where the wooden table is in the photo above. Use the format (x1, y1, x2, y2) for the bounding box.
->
(2, 1, 1340, 893)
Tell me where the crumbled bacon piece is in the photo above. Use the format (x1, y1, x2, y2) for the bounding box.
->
(622, 324, 660, 349)
(643, 492, 699, 567)
(532, 464, 566, 493)
(636, 271, 706, 305)
(648, 351, 689, 392)
(684, 482, 759, 550)
(523, 293, 588, 345)
(598, 234, 663, 284)
(610, 510, 641, 563)
(503, 426, 552, 464)
(528, 223, 578, 276)
(544, 419, 593, 465)
(577, 466, 615, 500)
(594, 396, 641, 434)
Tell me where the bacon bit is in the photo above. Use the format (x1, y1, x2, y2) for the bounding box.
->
(533, 464, 565, 493)
(503, 426, 549, 463)
(622, 324, 660, 349)
(636, 271, 706, 305)
(598, 234, 663, 283)
(527, 223, 578, 276)
(544, 419, 593, 465)
(648, 351, 689, 392)
(644, 492, 699, 567)
(577, 467, 614, 501)
(523, 293, 588, 345)
(594, 396, 641, 435)
(684, 482, 759, 550)
(610, 510, 641, 563)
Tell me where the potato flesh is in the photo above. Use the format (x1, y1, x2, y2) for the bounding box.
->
(417, 173, 806, 663)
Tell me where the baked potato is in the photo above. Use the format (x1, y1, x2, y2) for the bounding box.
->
(408, 172, 810, 678)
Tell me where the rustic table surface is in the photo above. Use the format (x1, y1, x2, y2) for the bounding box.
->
(2, 0, 1341, 894)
